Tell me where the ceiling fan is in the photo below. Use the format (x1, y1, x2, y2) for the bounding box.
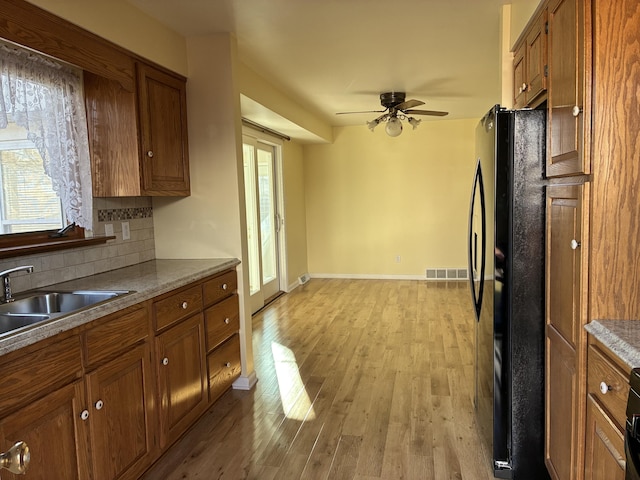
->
(336, 92, 448, 137)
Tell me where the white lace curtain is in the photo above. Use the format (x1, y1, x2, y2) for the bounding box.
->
(0, 42, 93, 229)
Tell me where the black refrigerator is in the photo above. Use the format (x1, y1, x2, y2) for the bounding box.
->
(468, 105, 549, 479)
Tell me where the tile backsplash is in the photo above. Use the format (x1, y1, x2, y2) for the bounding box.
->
(0, 197, 155, 295)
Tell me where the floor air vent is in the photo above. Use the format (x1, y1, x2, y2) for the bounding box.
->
(426, 268, 468, 280)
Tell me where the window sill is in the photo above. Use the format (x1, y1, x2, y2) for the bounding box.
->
(0, 236, 116, 259)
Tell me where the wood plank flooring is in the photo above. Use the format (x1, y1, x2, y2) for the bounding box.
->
(142, 279, 494, 480)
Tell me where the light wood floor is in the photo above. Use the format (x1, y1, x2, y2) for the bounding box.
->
(142, 279, 494, 480)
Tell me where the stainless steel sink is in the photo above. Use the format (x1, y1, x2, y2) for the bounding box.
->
(0, 313, 51, 335)
(0, 290, 131, 336)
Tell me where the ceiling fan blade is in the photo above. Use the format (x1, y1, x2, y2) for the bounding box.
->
(336, 109, 386, 115)
(403, 109, 449, 117)
(394, 99, 425, 110)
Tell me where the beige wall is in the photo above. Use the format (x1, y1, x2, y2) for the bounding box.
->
(26, 0, 187, 75)
(239, 64, 332, 143)
(152, 33, 255, 384)
(510, 0, 545, 48)
(304, 119, 478, 278)
(281, 141, 309, 286)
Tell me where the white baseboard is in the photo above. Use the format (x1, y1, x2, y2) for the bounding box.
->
(310, 273, 430, 280)
(232, 371, 258, 391)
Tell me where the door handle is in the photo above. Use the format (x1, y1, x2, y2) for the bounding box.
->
(468, 159, 487, 322)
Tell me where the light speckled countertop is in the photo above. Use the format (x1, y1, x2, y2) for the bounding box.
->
(585, 320, 640, 369)
(0, 258, 240, 356)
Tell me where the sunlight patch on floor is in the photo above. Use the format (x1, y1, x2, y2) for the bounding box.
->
(271, 342, 316, 421)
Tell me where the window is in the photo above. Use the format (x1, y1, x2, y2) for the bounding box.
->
(0, 124, 64, 234)
(0, 40, 93, 239)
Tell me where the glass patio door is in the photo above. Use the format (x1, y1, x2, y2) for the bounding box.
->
(243, 136, 281, 313)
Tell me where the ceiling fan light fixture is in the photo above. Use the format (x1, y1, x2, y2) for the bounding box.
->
(385, 117, 403, 137)
(408, 117, 422, 129)
(367, 119, 380, 131)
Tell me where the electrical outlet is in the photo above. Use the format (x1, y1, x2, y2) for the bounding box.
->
(104, 223, 114, 237)
(121, 222, 130, 240)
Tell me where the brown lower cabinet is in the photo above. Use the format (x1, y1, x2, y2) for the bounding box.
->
(584, 341, 629, 480)
(86, 343, 155, 480)
(0, 268, 240, 479)
(0, 380, 90, 479)
(584, 397, 625, 480)
(545, 183, 588, 480)
(155, 313, 207, 449)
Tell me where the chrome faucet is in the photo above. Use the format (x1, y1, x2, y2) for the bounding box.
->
(0, 266, 34, 303)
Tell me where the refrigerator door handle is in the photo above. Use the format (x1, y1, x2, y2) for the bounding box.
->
(468, 159, 487, 322)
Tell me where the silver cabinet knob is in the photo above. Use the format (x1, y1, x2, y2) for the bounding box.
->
(162, 357, 169, 366)
(522, 82, 527, 91)
(0, 441, 30, 474)
(80, 409, 89, 420)
(95, 400, 104, 410)
(572, 105, 582, 117)
(224, 362, 231, 368)
(224, 318, 230, 325)
(570, 239, 581, 250)
(222, 283, 228, 291)
(181, 301, 188, 310)
(147, 151, 154, 158)
(600, 381, 612, 394)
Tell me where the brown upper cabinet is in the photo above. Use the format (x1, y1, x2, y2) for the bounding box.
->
(513, 8, 548, 109)
(546, 0, 591, 177)
(137, 63, 191, 196)
(0, 0, 191, 198)
(85, 63, 191, 197)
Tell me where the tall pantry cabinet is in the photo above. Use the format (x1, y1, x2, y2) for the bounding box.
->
(531, 0, 640, 479)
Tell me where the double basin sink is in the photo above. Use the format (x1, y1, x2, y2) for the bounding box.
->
(0, 290, 131, 336)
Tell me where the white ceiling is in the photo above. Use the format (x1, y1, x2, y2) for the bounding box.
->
(127, 0, 507, 138)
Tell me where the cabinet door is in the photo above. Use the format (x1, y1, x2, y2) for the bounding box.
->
(547, 0, 591, 177)
(137, 62, 190, 196)
(513, 42, 527, 109)
(584, 395, 625, 480)
(545, 183, 588, 480)
(84, 71, 141, 197)
(0, 381, 90, 479)
(207, 334, 241, 403)
(156, 314, 207, 448)
(525, 10, 547, 104)
(86, 343, 155, 480)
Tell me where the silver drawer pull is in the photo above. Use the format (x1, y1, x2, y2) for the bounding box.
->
(95, 400, 104, 410)
(570, 239, 580, 250)
(600, 381, 612, 394)
(80, 410, 89, 421)
(181, 301, 188, 309)
(225, 362, 231, 368)
(572, 105, 582, 117)
(162, 357, 169, 366)
(224, 318, 230, 325)
(222, 283, 228, 291)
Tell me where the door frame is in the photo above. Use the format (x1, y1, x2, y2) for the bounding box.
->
(242, 127, 288, 309)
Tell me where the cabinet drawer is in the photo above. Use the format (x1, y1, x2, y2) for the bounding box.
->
(0, 335, 82, 417)
(84, 304, 149, 367)
(202, 270, 236, 307)
(587, 344, 629, 430)
(154, 285, 203, 332)
(207, 334, 241, 403)
(205, 294, 239, 352)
